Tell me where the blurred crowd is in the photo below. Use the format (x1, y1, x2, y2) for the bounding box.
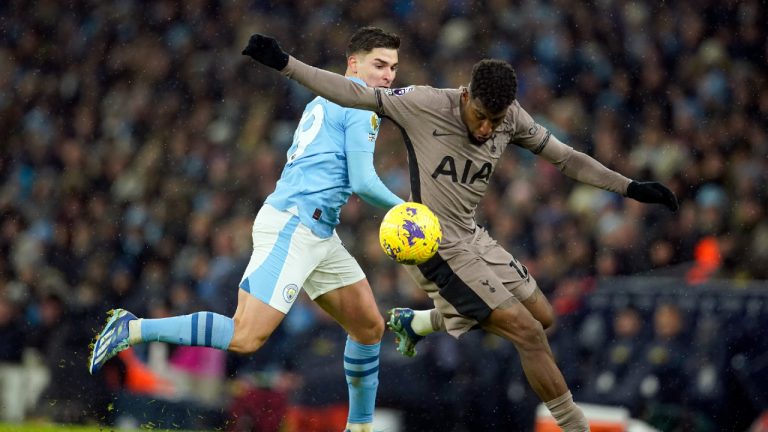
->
(1, 0, 766, 431)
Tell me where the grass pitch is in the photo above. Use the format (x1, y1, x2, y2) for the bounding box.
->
(0, 424, 198, 432)
(0, 425, 113, 432)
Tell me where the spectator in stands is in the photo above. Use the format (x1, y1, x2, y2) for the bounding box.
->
(637, 303, 694, 427)
(0, 292, 24, 363)
(582, 306, 647, 410)
(26, 290, 66, 355)
(0, 0, 766, 429)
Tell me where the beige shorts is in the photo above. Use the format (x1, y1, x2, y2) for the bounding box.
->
(403, 226, 538, 338)
(239, 204, 366, 313)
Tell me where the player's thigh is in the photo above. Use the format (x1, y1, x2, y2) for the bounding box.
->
(314, 278, 384, 344)
(521, 287, 554, 329)
(480, 238, 555, 328)
(306, 235, 384, 342)
(481, 298, 547, 352)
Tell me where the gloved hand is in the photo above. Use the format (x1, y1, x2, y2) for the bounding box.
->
(626, 181, 679, 211)
(242, 34, 289, 70)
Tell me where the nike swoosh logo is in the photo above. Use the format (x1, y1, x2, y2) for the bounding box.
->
(432, 130, 452, 137)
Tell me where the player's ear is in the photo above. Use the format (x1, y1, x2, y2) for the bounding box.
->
(460, 88, 469, 105)
(347, 55, 358, 73)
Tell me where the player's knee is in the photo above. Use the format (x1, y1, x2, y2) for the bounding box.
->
(503, 309, 548, 352)
(370, 314, 385, 341)
(512, 320, 547, 355)
(516, 319, 548, 353)
(229, 331, 269, 354)
(539, 308, 556, 330)
(229, 316, 271, 354)
(349, 315, 385, 345)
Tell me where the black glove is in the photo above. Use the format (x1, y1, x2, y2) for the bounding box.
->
(241, 34, 289, 70)
(626, 181, 679, 211)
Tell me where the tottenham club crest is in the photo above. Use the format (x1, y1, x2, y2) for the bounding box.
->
(282, 284, 299, 303)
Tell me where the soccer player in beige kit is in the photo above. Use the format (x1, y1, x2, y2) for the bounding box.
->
(242, 34, 678, 432)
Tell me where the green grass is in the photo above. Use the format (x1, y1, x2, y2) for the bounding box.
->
(0, 425, 112, 432)
(0, 424, 199, 432)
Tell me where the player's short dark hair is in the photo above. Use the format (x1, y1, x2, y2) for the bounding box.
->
(469, 59, 518, 113)
(346, 27, 400, 57)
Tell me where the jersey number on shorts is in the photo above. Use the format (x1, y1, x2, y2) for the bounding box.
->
(289, 104, 325, 162)
(509, 257, 530, 281)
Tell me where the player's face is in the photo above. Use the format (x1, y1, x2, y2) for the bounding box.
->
(348, 47, 398, 88)
(460, 89, 507, 144)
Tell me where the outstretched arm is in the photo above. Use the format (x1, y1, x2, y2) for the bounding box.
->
(242, 34, 380, 112)
(538, 136, 678, 211)
(511, 101, 678, 211)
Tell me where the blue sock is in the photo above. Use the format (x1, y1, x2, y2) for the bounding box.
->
(344, 336, 380, 424)
(140, 312, 234, 350)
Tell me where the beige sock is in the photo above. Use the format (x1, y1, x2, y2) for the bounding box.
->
(544, 391, 590, 432)
(430, 308, 445, 332)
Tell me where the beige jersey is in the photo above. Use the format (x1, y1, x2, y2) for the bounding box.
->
(283, 57, 632, 243)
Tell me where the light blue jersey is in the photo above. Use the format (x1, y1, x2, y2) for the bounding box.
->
(266, 77, 388, 238)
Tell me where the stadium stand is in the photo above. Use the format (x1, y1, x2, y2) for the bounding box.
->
(1, 0, 766, 430)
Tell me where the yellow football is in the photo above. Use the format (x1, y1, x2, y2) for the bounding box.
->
(379, 202, 442, 265)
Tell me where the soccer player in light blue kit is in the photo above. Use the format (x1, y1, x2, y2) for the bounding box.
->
(89, 27, 403, 432)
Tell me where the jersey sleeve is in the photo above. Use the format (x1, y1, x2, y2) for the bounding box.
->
(372, 85, 442, 126)
(344, 109, 403, 208)
(346, 151, 404, 209)
(282, 56, 379, 111)
(510, 101, 631, 195)
(283, 56, 442, 126)
(344, 109, 379, 154)
(508, 100, 553, 154)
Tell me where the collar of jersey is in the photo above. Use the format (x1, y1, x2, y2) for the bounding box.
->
(346, 76, 367, 87)
(452, 86, 465, 120)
